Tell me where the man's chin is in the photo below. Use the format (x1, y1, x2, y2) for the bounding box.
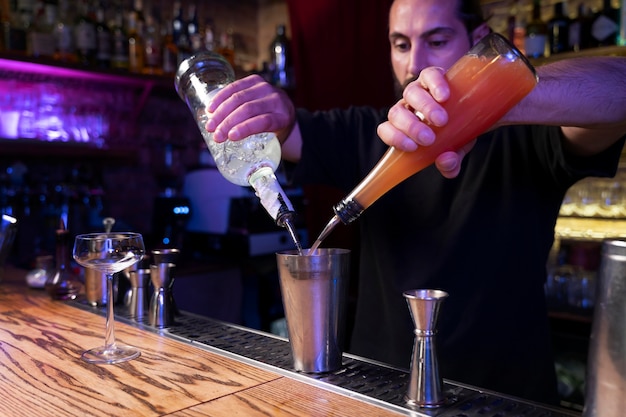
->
(394, 77, 418, 100)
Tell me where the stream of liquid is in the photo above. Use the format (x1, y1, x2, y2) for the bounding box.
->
(283, 218, 304, 255)
(307, 214, 340, 255)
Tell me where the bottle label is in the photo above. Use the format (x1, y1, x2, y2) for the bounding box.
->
(75, 22, 97, 50)
(30, 32, 56, 57)
(97, 30, 112, 60)
(249, 172, 295, 222)
(524, 33, 547, 58)
(592, 15, 619, 42)
(144, 38, 161, 68)
(569, 21, 581, 49)
(56, 26, 73, 53)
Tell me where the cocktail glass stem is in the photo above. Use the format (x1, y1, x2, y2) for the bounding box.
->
(103, 273, 116, 351)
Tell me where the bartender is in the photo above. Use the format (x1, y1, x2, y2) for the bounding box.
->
(203, 0, 626, 404)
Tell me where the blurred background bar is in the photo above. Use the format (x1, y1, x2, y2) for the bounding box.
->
(0, 0, 624, 411)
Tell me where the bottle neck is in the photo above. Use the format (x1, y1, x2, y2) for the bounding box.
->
(248, 166, 295, 227)
(55, 230, 70, 271)
(333, 197, 364, 225)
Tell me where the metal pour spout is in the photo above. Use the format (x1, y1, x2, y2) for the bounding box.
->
(403, 289, 448, 408)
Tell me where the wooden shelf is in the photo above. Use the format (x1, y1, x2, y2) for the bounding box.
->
(530, 45, 626, 66)
(0, 52, 174, 89)
(555, 216, 626, 241)
(0, 139, 138, 160)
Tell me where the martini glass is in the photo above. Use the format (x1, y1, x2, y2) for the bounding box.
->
(73, 232, 145, 364)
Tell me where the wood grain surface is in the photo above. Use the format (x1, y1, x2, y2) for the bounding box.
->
(0, 267, 404, 416)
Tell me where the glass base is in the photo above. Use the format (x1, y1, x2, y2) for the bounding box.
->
(81, 345, 141, 365)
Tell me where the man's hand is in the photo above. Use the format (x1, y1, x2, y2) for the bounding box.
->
(377, 67, 474, 179)
(205, 74, 296, 144)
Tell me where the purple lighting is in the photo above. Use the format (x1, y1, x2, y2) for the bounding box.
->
(0, 57, 149, 146)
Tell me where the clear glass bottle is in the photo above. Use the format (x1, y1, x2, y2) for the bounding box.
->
(174, 51, 301, 251)
(45, 218, 82, 300)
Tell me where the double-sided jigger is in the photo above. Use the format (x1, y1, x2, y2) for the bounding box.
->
(403, 289, 448, 408)
(127, 268, 150, 320)
(148, 249, 180, 328)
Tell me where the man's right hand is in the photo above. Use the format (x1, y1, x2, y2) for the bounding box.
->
(205, 74, 296, 144)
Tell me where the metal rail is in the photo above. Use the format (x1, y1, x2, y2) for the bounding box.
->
(70, 300, 581, 417)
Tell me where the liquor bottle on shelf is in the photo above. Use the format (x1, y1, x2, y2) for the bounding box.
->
(142, 11, 162, 74)
(171, 1, 189, 63)
(28, 0, 57, 58)
(187, 3, 202, 53)
(203, 18, 215, 52)
(52, 0, 76, 63)
(269, 24, 294, 89)
(569, 3, 593, 52)
(94, 1, 111, 68)
(45, 218, 82, 301)
(217, 28, 235, 67)
(507, 0, 526, 55)
(110, 2, 129, 70)
(524, 0, 548, 58)
(127, 4, 144, 73)
(548, 2, 569, 54)
(161, 22, 177, 74)
(6, 0, 32, 53)
(591, 0, 619, 46)
(618, 0, 626, 46)
(74, 0, 97, 66)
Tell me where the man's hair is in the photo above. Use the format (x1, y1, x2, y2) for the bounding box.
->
(457, 0, 487, 34)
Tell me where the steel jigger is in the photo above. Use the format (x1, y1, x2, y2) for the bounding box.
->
(403, 289, 449, 409)
(152, 248, 180, 265)
(149, 262, 176, 328)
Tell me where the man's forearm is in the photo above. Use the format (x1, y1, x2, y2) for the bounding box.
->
(500, 56, 626, 154)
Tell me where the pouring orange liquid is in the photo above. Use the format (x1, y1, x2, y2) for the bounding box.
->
(310, 34, 538, 252)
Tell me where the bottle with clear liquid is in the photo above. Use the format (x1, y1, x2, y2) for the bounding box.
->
(310, 34, 538, 252)
(174, 51, 302, 253)
(45, 218, 82, 300)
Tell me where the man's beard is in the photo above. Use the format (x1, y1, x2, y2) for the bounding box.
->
(393, 75, 418, 100)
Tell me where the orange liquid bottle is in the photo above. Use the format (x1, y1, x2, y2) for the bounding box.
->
(310, 33, 538, 251)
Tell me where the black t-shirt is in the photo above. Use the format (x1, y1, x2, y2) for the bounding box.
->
(294, 106, 625, 404)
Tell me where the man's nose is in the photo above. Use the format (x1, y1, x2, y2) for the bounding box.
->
(407, 46, 428, 80)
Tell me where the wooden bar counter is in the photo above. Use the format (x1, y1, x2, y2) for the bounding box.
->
(0, 266, 404, 417)
(0, 265, 580, 417)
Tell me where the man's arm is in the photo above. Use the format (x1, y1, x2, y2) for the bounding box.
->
(501, 56, 626, 155)
(379, 56, 626, 173)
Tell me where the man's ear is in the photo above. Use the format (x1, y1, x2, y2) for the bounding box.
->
(470, 23, 492, 45)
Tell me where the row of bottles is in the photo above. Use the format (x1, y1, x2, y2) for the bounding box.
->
(0, 159, 108, 268)
(0, 0, 238, 75)
(509, 0, 626, 59)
